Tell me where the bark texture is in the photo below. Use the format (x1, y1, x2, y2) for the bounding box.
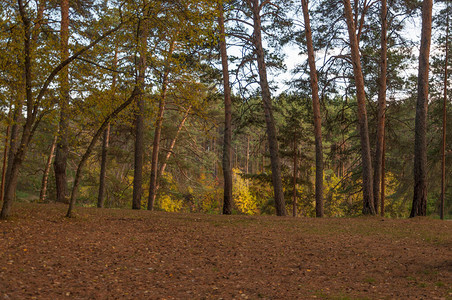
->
(342, 0, 375, 215)
(440, 5, 449, 220)
(54, 0, 70, 204)
(411, 0, 433, 218)
(219, 3, 233, 215)
(301, 0, 324, 217)
(251, 0, 286, 216)
(39, 135, 57, 202)
(97, 124, 110, 208)
(373, 0, 388, 214)
(132, 14, 150, 210)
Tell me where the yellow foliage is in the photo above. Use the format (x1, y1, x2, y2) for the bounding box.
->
(159, 194, 183, 212)
(232, 168, 258, 215)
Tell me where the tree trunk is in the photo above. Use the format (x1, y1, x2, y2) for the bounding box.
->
(293, 139, 297, 217)
(132, 13, 150, 210)
(342, 0, 375, 215)
(0, 0, 123, 219)
(53, 0, 70, 204)
(440, 5, 449, 220)
(373, 0, 388, 215)
(98, 48, 118, 208)
(152, 106, 191, 208)
(39, 135, 57, 202)
(251, 0, 286, 216)
(1, 121, 11, 204)
(66, 88, 140, 217)
(301, 0, 324, 217)
(411, 0, 433, 218)
(219, 3, 233, 215)
(147, 37, 177, 211)
(97, 123, 110, 208)
(381, 129, 386, 217)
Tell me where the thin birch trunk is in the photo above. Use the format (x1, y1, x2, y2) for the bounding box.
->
(39, 135, 57, 202)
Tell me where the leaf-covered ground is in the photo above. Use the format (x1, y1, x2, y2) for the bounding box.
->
(0, 203, 451, 299)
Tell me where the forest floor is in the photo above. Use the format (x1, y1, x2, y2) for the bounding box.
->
(0, 203, 451, 300)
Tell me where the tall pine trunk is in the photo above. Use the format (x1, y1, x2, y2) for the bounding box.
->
(411, 0, 433, 218)
(373, 0, 388, 214)
(132, 14, 150, 210)
(342, 0, 375, 215)
(219, 3, 233, 215)
(301, 0, 324, 217)
(292, 139, 297, 217)
(54, 0, 70, 204)
(251, 0, 286, 216)
(440, 4, 449, 220)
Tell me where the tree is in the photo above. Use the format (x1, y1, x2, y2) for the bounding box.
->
(342, 0, 375, 215)
(147, 34, 178, 211)
(440, 2, 449, 220)
(411, 0, 433, 218)
(53, 0, 70, 204)
(372, 0, 388, 215)
(301, 0, 324, 217)
(132, 5, 151, 210)
(39, 135, 57, 202)
(248, 0, 287, 216)
(0, 0, 123, 219)
(218, 1, 233, 215)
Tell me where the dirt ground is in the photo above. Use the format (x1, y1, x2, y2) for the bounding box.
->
(0, 203, 451, 299)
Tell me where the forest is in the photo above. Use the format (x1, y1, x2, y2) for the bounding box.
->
(0, 0, 451, 220)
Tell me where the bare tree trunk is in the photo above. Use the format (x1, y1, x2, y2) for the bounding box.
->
(301, 0, 324, 217)
(381, 129, 386, 217)
(219, 3, 233, 215)
(342, 0, 375, 215)
(246, 135, 250, 174)
(440, 6, 449, 220)
(1, 121, 11, 204)
(98, 48, 118, 208)
(411, 0, 433, 218)
(293, 139, 297, 217)
(66, 89, 140, 217)
(53, 0, 70, 204)
(39, 135, 57, 202)
(132, 13, 150, 210)
(373, 0, 388, 214)
(147, 37, 177, 211)
(251, 0, 286, 216)
(97, 123, 110, 208)
(0, 0, 123, 219)
(152, 106, 190, 208)
(159, 107, 190, 177)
